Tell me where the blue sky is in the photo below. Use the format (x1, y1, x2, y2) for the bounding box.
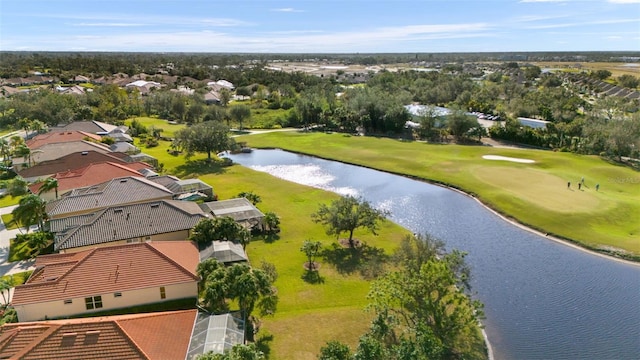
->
(1, 0, 639, 53)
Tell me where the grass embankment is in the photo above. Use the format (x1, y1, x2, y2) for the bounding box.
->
(0, 195, 21, 208)
(531, 61, 640, 79)
(126, 121, 488, 359)
(1, 214, 18, 230)
(237, 131, 640, 259)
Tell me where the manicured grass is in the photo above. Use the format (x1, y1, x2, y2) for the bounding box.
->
(1, 270, 33, 286)
(236, 131, 640, 258)
(0, 214, 17, 230)
(8, 238, 33, 262)
(0, 195, 21, 208)
(126, 116, 186, 138)
(144, 140, 490, 359)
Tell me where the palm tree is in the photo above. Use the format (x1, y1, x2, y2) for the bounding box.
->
(0, 138, 11, 167)
(13, 144, 31, 168)
(38, 177, 59, 199)
(263, 211, 280, 234)
(238, 191, 261, 205)
(0, 277, 12, 304)
(12, 194, 47, 233)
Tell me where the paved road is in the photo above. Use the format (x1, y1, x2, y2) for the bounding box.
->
(0, 204, 36, 305)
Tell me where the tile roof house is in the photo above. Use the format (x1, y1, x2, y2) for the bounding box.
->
(0, 309, 245, 359)
(12, 141, 112, 169)
(17, 151, 131, 183)
(150, 175, 215, 200)
(50, 200, 207, 253)
(11, 241, 199, 322)
(24, 132, 102, 149)
(0, 310, 197, 360)
(50, 121, 122, 135)
(46, 176, 174, 220)
(199, 198, 264, 230)
(29, 162, 150, 201)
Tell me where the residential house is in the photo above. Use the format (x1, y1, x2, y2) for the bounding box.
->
(0, 310, 195, 359)
(12, 141, 112, 169)
(199, 198, 264, 230)
(0, 309, 245, 359)
(149, 175, 215, 200)
(50, 121, 122, 135)
(25, 131, 102, 150)
(16, 151, 131, 183)
(109, 142, 138, 153)
(50, 200, 206, 253)
(11, 241, 199, 322)
(46, 176, 174, 220)
(29, 162, 151, 201)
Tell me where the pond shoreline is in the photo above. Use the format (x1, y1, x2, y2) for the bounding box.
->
(248, 146, 640, 266)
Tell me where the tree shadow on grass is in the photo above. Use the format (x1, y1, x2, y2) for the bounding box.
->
(301, 269, 325, 284)
(173, 158, 230, 178)
(252, 233, 281, 244)
(321, 242, 389, 277)
(255, 332, 273, 359)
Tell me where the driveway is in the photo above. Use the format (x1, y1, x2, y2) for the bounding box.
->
(0, 205, 36, 305)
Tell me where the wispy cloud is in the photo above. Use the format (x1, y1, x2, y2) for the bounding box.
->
(271, 8, 304, 12)
(525, 18, 640, 29)
(1, 22, 494, 53)
(608, 0, 640, 3)
(72, 22, 146, 27)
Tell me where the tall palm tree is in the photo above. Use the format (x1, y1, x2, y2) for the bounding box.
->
(38, 177, 59, 199)
(12, 194, 47, 233)
(0, 138, 10, 167)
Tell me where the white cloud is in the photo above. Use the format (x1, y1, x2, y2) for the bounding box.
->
(72, 22, 146, 27)
(1, 22, 494, 52)
(271, 8, 304, 12)
(525, 17, 640, 29)
(608, 0, 640, 3)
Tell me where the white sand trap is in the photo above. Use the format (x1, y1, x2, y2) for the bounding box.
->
(482, 155, 535, 163)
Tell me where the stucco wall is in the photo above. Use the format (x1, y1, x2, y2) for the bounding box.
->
(15, 281, 197, 322)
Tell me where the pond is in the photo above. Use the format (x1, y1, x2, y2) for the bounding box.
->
(226, 149, 640, 360)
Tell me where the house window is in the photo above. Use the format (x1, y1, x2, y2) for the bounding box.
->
(63, 299, 72, 305)
(114, 292, 122, 297)
(145, 236, 151, 240)
(85, 296, 103, 310)
(160, 287, 166, 299)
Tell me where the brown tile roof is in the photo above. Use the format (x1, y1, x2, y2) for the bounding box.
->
(12, 241, 199, 306)
(46, 176, 174, 219)
(26, 131, 102, 150)
(17, 151, 137, 181)
(13, 141, 112, 166)
(29, 162, 147, 195)
(52, 200, 206, 251)
(0, 310, 196, 360)
(50, 121, 120, 134)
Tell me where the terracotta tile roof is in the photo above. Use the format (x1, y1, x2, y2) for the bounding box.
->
(26, 131, 101, 150)
(0, 310, 196, 360)
(17, 151, 134, 181)
(13, 141, 112, 166)
(52, 200, 206, 251)
(12, 241, 199, 306)
(29, 162, 146, 195)
(46, 176, 174, 219)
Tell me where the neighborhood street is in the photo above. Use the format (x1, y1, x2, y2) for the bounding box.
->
(0, 204, 36, 305)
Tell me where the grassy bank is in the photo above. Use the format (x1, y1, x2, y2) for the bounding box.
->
(236, 131, 640, 259)
(129, 127, 486, 359)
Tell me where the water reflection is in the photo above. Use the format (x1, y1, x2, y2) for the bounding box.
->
(226, 149, 640, 360)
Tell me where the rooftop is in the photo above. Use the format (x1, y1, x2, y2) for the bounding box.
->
(46, 176, 174, 219)
(200, 198, 264, 227)
(12, 241, 199, 306)
(16, 151, 131, 181)
(0, 310, 196, 360)
(52, 200, 206, 251)
(26, 131, 102, 150)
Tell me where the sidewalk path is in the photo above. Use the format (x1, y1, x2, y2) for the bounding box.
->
(0, 205, 36, 275)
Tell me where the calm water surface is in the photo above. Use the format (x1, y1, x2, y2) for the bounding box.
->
(227, 149, 640, 360)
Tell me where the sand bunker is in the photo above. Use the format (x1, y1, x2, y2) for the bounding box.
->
(482, 155, 535, 163)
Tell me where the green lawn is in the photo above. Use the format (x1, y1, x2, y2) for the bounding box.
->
(236, 131, 640, 259)
(0, 213, 17, 230)
(142, 139, 485, 359)
(0, 195, 21, 208)
(126, 116, 186, 138)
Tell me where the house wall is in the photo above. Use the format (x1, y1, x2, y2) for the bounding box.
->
(59, 229, 191, 253)
(14, 281, 197, 322)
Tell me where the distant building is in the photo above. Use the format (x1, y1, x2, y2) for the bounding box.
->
(517, 117, 550, 129)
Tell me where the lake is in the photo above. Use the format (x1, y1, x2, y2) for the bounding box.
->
(226, 149, 640, 360)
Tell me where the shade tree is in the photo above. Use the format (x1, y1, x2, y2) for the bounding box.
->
(172, 121, 235, 161)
